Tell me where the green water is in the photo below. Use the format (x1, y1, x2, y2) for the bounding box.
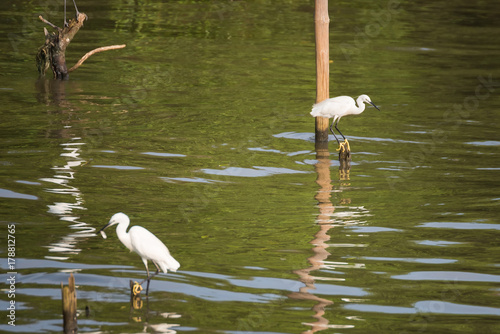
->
(1, 1, 499, 333)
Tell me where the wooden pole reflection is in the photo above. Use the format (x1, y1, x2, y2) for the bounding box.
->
(290, 148, 334, 333)
(35, 79, 97, 260)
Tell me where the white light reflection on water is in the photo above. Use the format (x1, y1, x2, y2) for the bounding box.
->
(0, 188, 38, 200)
(418, 222, 500, 230)
(343, 301, 500, 316)
(202, 166, 310, 177)
(39, 134, 95, 260)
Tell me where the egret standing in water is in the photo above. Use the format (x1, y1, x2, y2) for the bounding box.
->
(310, 94, 380, 151)
(99, 212, 180, 295)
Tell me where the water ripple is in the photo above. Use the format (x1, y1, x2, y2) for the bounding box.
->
(160, 177, 224, 184)
(418, 222, 500, 230)
(392, 271, 500, 282)
(344, 301, 500, 316)
(414, 240, 464, 247)
(347, 226, 403, 233)
(362, 257, 457, 264)
(465, 141, 500, 146)
(202, 166, 310, 177)
(142, 151, 186, 157)
(91, 165, 144, 170)
(273, 132, 423, 144)
(0, 188, 38, 200)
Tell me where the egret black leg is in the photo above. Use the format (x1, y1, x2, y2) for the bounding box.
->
(148, 263, 161, 280)
(139, 265, 150, 285)
(334, 120, 347, 141)
(145, 278, 151, 296)
(138, 265, 151, 295)
(143, 262, 161, 296)
(334, 119, 351, 152)
(329, 120, 340, 144)
(139, 263, 160, 283)
(131, 264, 151, 295)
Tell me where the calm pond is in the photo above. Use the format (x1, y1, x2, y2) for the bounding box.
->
(1, 1, 499, 333)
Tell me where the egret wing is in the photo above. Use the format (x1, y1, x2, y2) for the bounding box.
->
(129, 226, 180, 273)
(311, 96, 353, 117)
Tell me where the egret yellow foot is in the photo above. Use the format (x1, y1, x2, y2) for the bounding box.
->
(132, 296, 143, 310)
(132, 281, 143, 295)
(343, 139, 350, 152)
(336, 139, 350, 152)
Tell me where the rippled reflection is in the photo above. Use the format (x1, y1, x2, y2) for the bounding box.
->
(291, 146, 371, 332)
(129, 291, 181, 333)
(39, 134, 95, 260)
(290, 148, 334, 333)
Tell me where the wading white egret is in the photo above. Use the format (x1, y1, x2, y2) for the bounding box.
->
(310, 94, 380, 150)
(99, 212, 180, 295)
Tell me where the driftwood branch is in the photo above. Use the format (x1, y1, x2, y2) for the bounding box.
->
(68, 44, 126, 72)
(38, 15, 61, 31)
(36, 12, 126, 79)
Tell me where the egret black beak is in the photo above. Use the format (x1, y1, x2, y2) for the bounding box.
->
(369, 101, 380, 111)
(98, 221, 113, 239)
(99, 221, 112, 232)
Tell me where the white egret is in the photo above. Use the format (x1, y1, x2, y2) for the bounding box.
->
(99, 212, 180, 295)
(310, 94, 380, 150)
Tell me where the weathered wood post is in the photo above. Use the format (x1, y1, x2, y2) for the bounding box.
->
(61, 273, 77, 334)
(314, 0, 330, 152)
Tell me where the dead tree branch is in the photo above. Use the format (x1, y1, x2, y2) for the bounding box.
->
(68, 44, 126, 72)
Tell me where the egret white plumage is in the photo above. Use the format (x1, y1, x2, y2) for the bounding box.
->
(99, 212, 180, 295)
(311, 94, 380, 150)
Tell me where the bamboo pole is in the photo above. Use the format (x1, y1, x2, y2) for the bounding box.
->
(314, 0, 330, 149)
(61, 273, 77, 334)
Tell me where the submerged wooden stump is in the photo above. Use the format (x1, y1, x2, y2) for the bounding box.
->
(36, 13, 87, 79)
(36, 13, 125, 79)
(61, 273, 77, 334)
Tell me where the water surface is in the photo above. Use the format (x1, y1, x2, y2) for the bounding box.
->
(0, 1, 499, 333)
